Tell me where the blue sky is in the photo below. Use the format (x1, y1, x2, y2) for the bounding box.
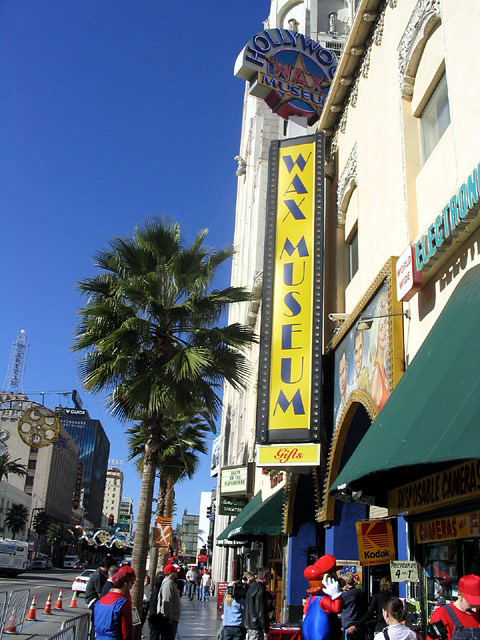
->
(0, 0, 269, 528)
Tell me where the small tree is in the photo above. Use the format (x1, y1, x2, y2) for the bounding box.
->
(5, 503, 29, 539)
(32, 510, 50, 554)
(33, 510, 50, 537)
(0, 451, 27, 483)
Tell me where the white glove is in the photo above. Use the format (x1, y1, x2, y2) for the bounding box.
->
(322, 576, 342, 600)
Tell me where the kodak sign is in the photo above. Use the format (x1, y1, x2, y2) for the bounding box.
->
(356, 520, 396, 566)
(256, 134, 323, 444)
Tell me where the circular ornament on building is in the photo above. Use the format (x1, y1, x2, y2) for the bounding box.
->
(94, 530, 111, 546)
(0, 429, 10, 441)
(18, 405, 60, 448)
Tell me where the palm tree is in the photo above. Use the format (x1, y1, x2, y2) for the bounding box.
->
(0, 451, 27, 483)
(127, 409, 209, 582)
(5, 503, 29, 539)
(32, 509, 51, 554)
(72, 218, 256, 616)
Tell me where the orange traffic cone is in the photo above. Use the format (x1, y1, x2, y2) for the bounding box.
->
(44, 592, 53, 615)
(5, 603, 18, 634)
(54, 589, 63, 611)
(26, 595, 37, 621)
(69, 591, 77, 608)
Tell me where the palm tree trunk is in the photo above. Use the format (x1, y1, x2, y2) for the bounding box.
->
(131, 436, 158, 640)
(148, 475, 167, 584)
(155, 475, 175, 575)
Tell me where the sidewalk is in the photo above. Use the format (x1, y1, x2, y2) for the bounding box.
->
(141, 595, 222, 640)
(177, 596, 222, 640)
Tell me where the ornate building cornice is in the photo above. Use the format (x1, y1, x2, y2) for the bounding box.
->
(336, 143, 358, 227)
(397, 0, 441, 100)
(326, 1, 397, 161)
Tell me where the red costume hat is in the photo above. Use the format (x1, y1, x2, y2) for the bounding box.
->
(459, 575, 480, 606)
(111, 566, 136, 587)
(304, 554, 337, 594)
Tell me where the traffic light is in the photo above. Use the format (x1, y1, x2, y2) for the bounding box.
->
(109, 514, 114, 526)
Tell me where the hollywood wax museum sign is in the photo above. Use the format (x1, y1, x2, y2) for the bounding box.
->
(235, 29, 337, 125)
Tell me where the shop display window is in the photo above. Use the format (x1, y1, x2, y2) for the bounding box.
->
(424, 539, 480, 617)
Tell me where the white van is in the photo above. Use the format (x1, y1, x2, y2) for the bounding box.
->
(63, 555, 79, 568)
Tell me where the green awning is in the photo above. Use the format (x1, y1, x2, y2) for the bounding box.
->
(216, 489, 284, 545)
(330, 264, 480, 504)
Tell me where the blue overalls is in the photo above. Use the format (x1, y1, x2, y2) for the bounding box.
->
(94, 596, 127, 640)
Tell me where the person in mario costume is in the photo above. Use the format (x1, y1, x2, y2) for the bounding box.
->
(429, 574, 480, 640)
(302, 554, 344, 640)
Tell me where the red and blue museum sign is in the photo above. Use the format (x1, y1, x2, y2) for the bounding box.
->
(235, 29, 337, 124)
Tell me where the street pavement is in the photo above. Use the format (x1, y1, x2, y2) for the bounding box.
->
(0, 568, 90, 639)
(0, 570, 222, 640)
(173, 595, 222, 640)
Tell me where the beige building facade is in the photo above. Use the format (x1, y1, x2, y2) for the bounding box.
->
(214, 0, 480, 626)
(319, 0, 480, 623)
(102, 467, 124, 524)
(0, 392, 79, 526)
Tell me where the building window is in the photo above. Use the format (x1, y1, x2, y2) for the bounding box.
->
(348, 229, 358, 281)
(421, 73, 451, 162)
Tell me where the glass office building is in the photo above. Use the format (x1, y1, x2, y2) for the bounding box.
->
(56, 407, 110, 527)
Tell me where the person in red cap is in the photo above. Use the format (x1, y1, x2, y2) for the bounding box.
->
(158, 564, 181, 640)
(94, 566, 136, 640)
(302, 554, 344, 640)
(429, 575, 480, 640)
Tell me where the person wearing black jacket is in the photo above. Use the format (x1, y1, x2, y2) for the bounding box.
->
(341, 573, 366, 640)
(85, 556, 116, 610)
(244, 568, 271, 640)
(348, 577, 393, 636)
(148, 572, 165, 640)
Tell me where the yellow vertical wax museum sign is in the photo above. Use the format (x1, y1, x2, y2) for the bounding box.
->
(268, 140, 315, 435)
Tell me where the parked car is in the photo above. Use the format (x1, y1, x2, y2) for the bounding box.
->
(31, 554, 52, 570)
(72, 569, 95, 594)
(73, 560, 86, 570)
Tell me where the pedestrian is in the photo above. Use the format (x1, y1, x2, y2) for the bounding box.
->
(159, 563, 181, 640)
(374, 597, 416, 640)
(147, 572, 165, 640)
(223, 581, 246, 640)
(86, 556, 117, 611)
(142, 575, 152, 626)
(176, 565, 186, 597)
(351, 576, 393, 636)
(94, 565, 136, 640)
(428, 574, 480, 640)
(196, 569, 202, 600)
(202, 570, 212, 601)
(243, 572, 255, 588)
(101, 564, 121, 597)
(340, 573, 366, 640)
(186, 566, 196, 601)
(244, 567, 271, 640)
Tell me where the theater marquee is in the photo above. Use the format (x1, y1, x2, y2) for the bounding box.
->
(256, 134, 324, 444)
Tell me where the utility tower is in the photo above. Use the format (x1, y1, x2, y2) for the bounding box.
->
(2, 329, 29, 393)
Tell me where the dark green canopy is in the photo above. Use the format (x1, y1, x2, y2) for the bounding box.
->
(216, 489, 284, 545)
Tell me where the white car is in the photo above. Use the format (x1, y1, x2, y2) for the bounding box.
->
(72, 569, 95, 594)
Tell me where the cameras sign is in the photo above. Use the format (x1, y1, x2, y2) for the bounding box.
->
(356, 520, 396, 566)
(235, 29, 337, 124)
